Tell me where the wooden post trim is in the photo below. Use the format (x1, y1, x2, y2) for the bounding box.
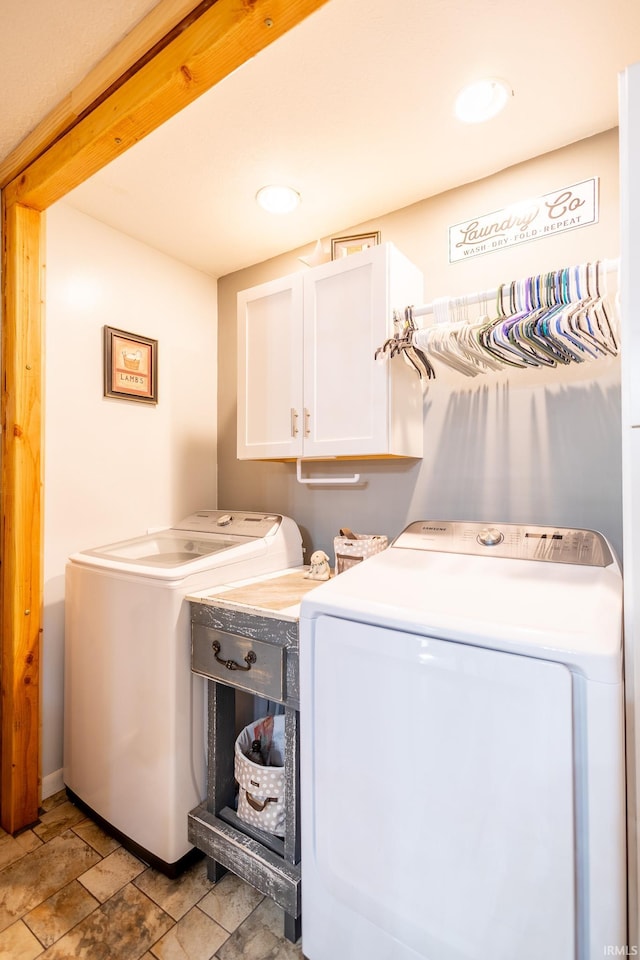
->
(0, 200, 43, 832)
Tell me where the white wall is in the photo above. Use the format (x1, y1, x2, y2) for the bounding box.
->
(43, 202, 218, 794)
(217, 130, 622, 565)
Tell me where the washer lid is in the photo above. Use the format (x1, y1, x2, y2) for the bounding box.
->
(67, 510, 288, 579)
(69, 530, 268, 580)
(300, 521, 622, 683)
(80, 531, 242, 566)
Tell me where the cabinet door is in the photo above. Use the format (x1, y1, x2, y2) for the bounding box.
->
(302, 247, 388, 458)
(237, 274, 303, 459)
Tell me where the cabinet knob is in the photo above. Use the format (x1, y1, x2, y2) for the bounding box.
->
(290, 408, 299, 437)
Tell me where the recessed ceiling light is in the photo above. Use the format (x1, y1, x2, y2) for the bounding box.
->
(454, 78, 512, 123)
(256, 184, 300, 214)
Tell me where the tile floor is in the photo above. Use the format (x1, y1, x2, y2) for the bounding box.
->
(0, 790, 303, 960)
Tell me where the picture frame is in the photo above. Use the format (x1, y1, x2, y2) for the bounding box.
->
(331, 231, 381, 260)
(103, 326, 158, 404)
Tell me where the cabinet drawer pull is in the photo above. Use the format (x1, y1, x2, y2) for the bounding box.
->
(304, 407, 311, 437)
(290, 407, 299, 437)
(211, 639, 257, 672)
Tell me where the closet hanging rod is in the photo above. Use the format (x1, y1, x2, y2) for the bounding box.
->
(410, 257, 620, 319)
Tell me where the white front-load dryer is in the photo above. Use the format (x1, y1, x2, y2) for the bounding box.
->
(299, 520, 626, 959)
(64, 510, 302, 875)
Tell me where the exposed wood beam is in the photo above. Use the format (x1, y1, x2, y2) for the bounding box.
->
(4, 0, 329, 211)
(0, 0, 328, 831)
(1, 200, 43, 833)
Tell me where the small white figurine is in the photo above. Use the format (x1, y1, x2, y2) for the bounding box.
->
(305, 549, 331, 581)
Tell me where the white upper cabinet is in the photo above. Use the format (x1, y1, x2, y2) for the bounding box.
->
(237, 242, 424, 461)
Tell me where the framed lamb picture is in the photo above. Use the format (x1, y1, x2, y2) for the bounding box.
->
(103, 326, 158, 404)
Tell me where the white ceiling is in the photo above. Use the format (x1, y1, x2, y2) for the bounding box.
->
(0, 0, 165, 161)
(5, 0, 640, 278)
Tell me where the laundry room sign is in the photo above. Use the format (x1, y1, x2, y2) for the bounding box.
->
(448, 178, 599, 262)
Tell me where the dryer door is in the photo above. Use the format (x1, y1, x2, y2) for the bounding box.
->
(301, 614, 575, 960)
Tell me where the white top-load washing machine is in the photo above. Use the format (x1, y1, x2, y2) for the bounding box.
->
(299, 520, 626, 960)
(64, 509, 302, 875)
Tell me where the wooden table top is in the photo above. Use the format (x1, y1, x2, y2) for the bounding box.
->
(188, 567, 332, 619)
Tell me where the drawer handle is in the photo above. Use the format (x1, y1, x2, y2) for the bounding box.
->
(211, 639, 257, 672)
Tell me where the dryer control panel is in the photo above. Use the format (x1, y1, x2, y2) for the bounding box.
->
(173, 510, 283, 538)
(393, 520, 614, 567)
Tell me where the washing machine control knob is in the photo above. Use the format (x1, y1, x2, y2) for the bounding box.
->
(217, 514, 233, 526)
(477, 527, 504, 547)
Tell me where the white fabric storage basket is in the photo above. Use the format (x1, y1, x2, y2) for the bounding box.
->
(235, 714, 286, 836)
(334, 532, 388, 574)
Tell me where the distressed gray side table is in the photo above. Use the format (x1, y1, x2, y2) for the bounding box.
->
(187, 568, 322, 944)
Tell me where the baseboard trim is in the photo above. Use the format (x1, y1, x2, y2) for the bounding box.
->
(42, 768, 64, 800)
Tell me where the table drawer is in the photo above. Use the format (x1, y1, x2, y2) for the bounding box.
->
(191, 623, 284, 700)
